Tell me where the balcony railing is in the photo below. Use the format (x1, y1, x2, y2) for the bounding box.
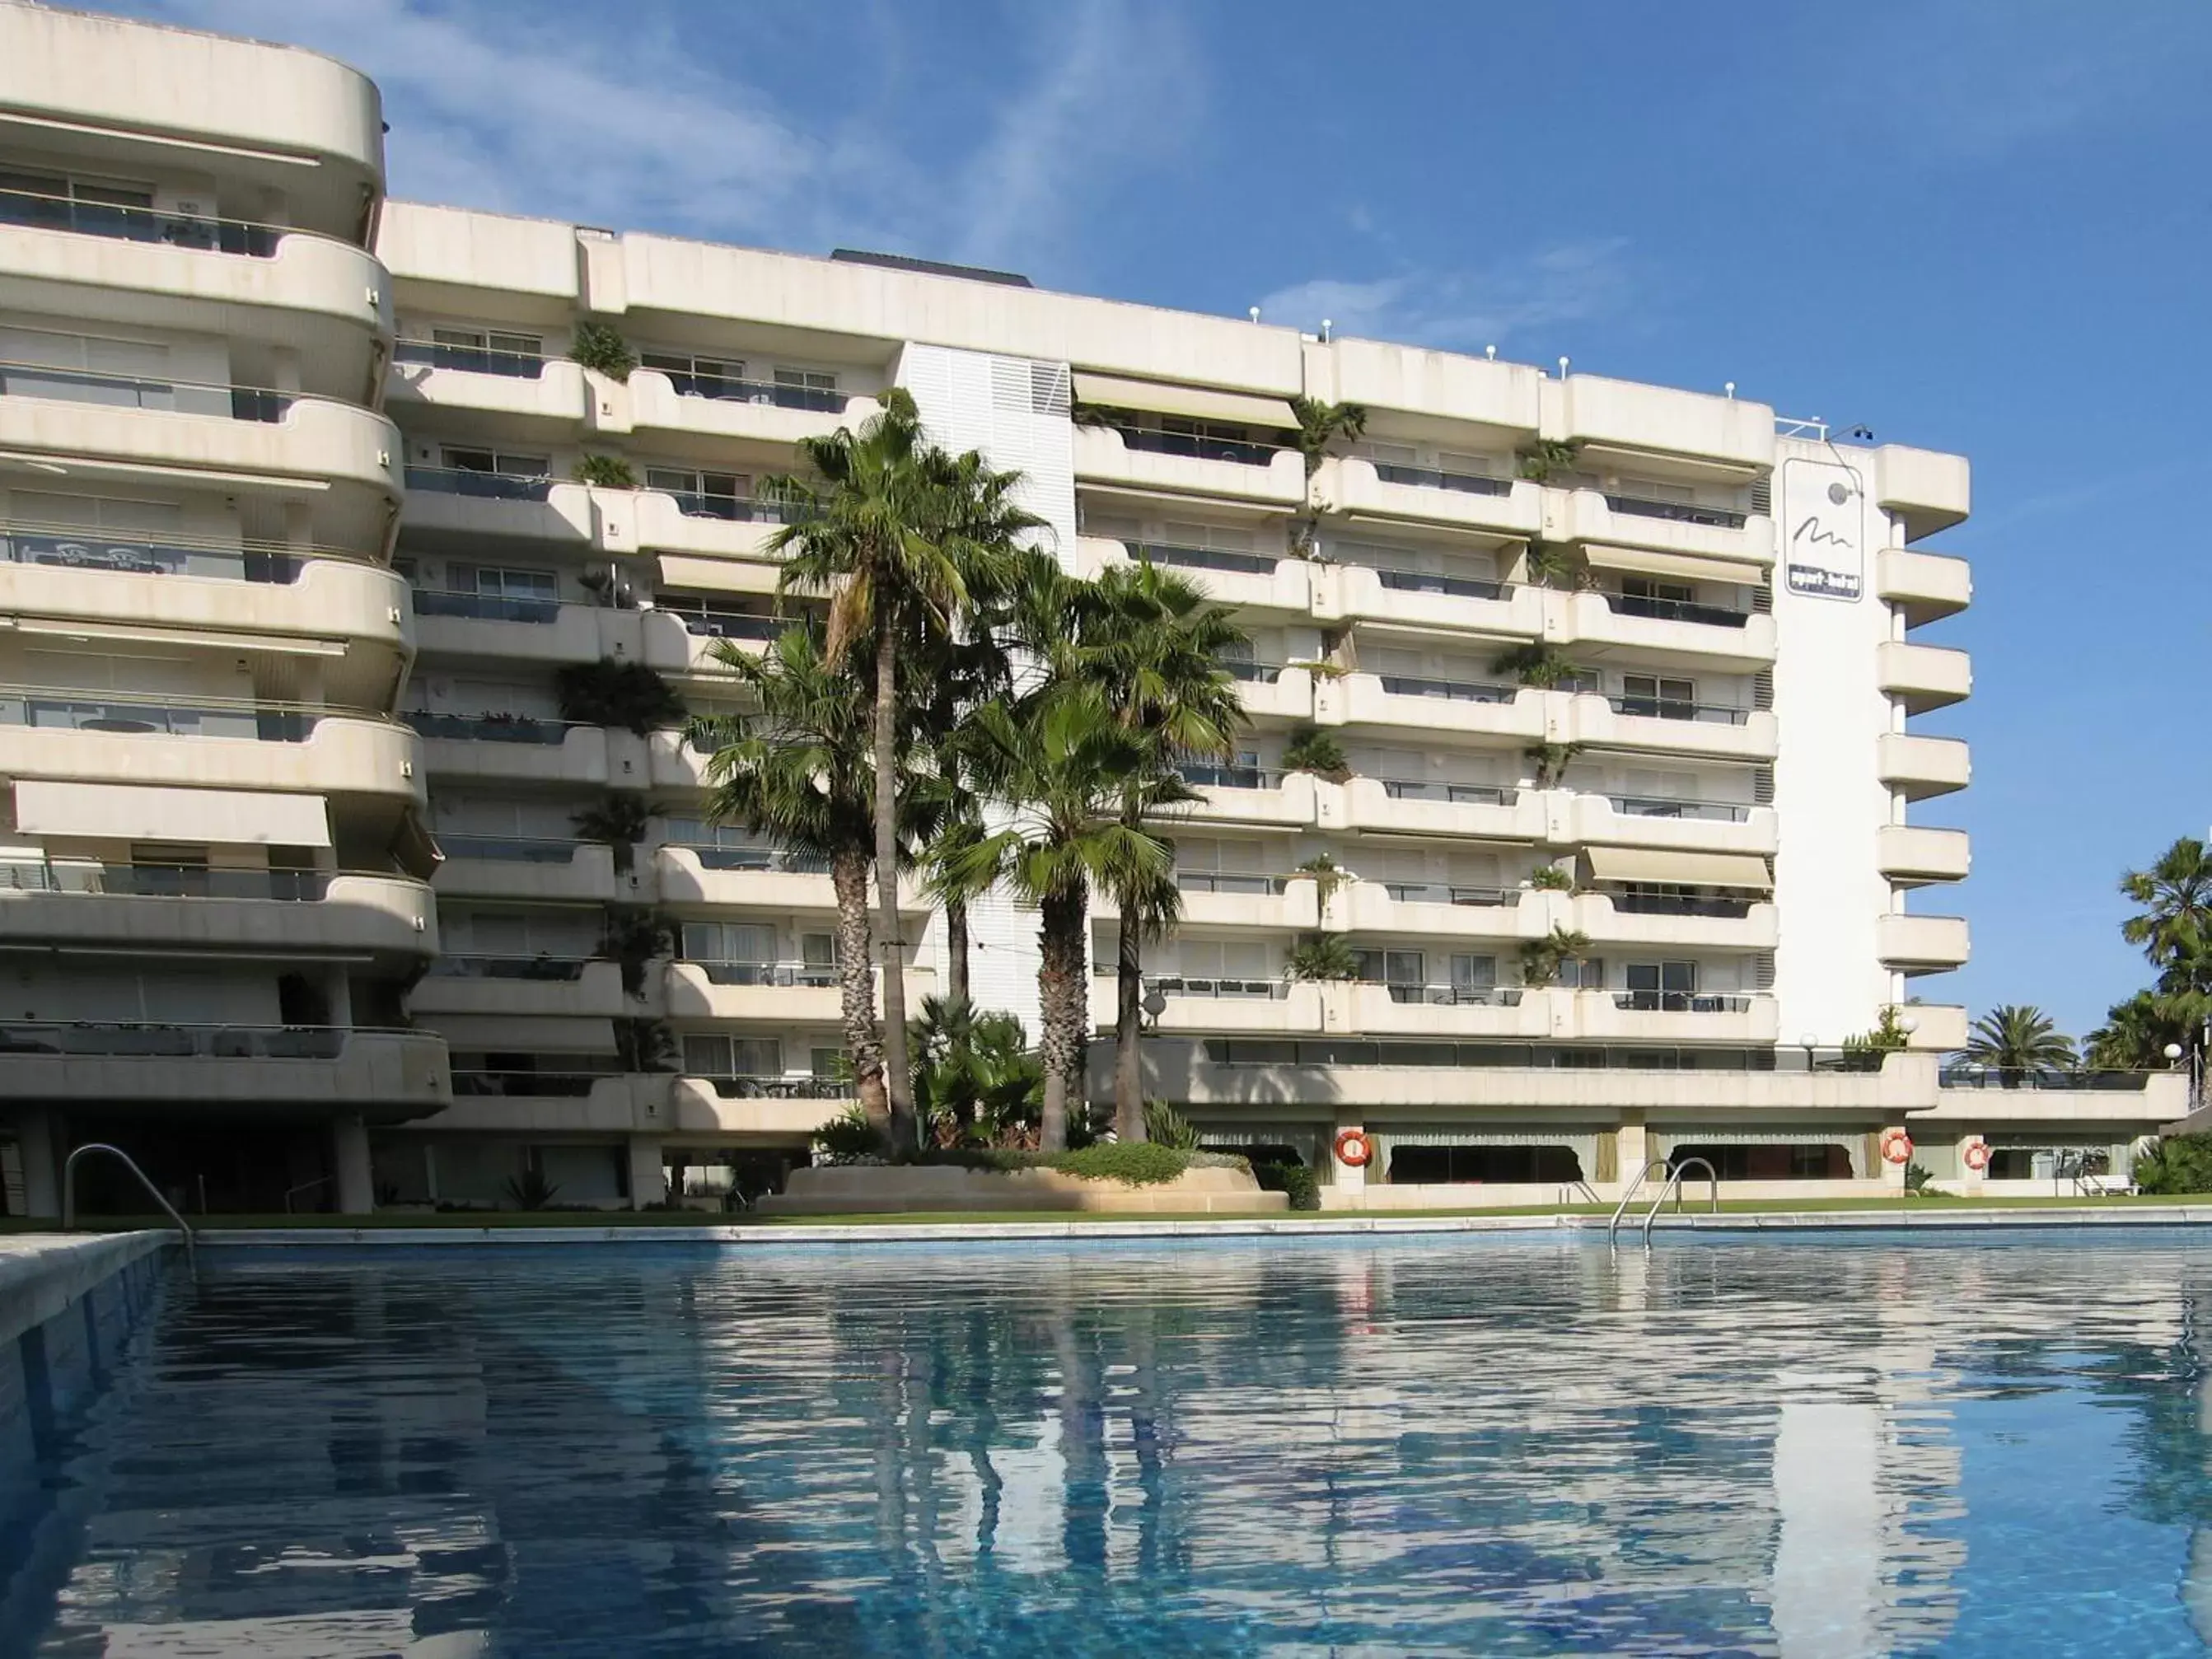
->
(1604, 890, 1755, 918)
(428, 955, 592, 981)
(1381, 779, 1518, 806)
(0, 186, 286, 256)
(1372, 463, 1512, 497)
(410, 588, 561, 624)
(1379, 882, 1518, 909)
(1141, 975, 1288, 1001)
(0, 689, 346, 742)
(0, 1021, 362, 1058)
(405, 465, 554, 502)
(1113, 425, 1280, 467)
(701, 1073, 857, 1099)
(0, 860, 329, 900)
(0, 360, 292, 421)
(670, 844, 832, 874)
(1176, 871, 1286, 895)
(402, 712, 573, 745)
(393, 339, 547, 379)
(1375, 568, 1508, 601)
(1134, 542, 1279, 576)
(1379, 675, 1514, 704)
(1612, 991, 1755, 1013)
(670, 610, 781, 641)
(1219, 660, 1285, 684)
(1, 520, 367, 578)
(1606, 591, 1751, 629)
(437, 834, 590, 864)
(1938, 1066, 2163, 1092)
(1204, 1039, 1832, 1071)
(1602, 495, 1748, 530)
(1179, 762, 1282, 791)
(654, 490, 810, 524)
(1607, 795, 1751, 823)
(451, 1069, 607, 1096)
(650, 371, 849, 413)
(1374, 984, 1524, 1007)
(693, 960, 839, 988)
(1607, 696, 1751, 726)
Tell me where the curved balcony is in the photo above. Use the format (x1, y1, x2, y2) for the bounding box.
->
(1552, 793, 1778, 858)
(1312, 561, 1545, 640)
(400, 470, 601, 547)
(1093, 976, 1322, 1037)
(405, 715, 610, 787)
(0, 206, 390, 397)
(1336, 881, 1544, 942)
(1570, 891, 1778, 951)
(431, 838, 620, 904)
(653, 843, 915, 914)
(1877, 548, 1971, 627)
(1552, 590, 1775, 667)
(1175, 764, 1318, 829)
(0, 385, 401, 549)
(1320, 457, 1542, 538)
(1873, 445, 1970, 542)
(411, 589, 615, 666)
(1324, 675, 1548, 741)
(639, 607, 773, 677)
(1225, 662, 1313, 722)
(0, 865, 435, 958)
(648, 729, 713, 792)
(1548, 486, 1775, 567)
(1878, 912, 1970, 973)
(387, 350, 587, 434)
(633, 490, 799, 560)
(1564, 693, 1776, 762)
(411, 956, 629, 1019)
(0, 1024, 448, 1119)
(629, 370, 880, 449)
(1321, 776, 1545, 843)
(0, 699, 421, 803)
(1078, 536, 1312, 615)
(1877, 825, 1971, 885)
(1878, 732, 1970, 800)
(665, 958, 931, 1023)
(1904, 1003, 1968, 1052)
(1877, 641, 1971, 713)
(1072, 423, 1305, 508)
(1097, 872, 1317, 932)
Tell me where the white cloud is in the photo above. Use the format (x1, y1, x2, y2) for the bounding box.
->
(1258, 238, 1635, 352)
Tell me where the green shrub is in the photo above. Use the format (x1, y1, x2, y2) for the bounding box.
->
(1050, 1142, 1190, 1186)
(555, 657, 686, 734)
(503, 1168, 559, 1210)
(1527, 863, 1575, 893)
(1255, 1161, 1320, 1210)
(1143, 1099, 1200, 1150)
(1281, 724, 1348, 779)
(812, 1103, 887, 1166)
(1903, 1161, 1933, 1194)
(1286, 934, 1359, 983)
(572, 454, 638, 488)
(569, 319, 636, 381)
(2135, 1134, 2212, 1195)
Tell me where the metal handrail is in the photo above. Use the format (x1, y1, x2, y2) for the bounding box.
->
(1640, 1157, 1720, 1243)
(1560, 1179, 1602, 1207)
(62, 1143, 195, 1272)
(283, 1175, 330, 1214)
(1606, 1159, 1660, 1243)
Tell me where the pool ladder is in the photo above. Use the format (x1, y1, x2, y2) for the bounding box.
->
(1605, 1157, 1719, 1245)
(62, 1143, 196, 1273)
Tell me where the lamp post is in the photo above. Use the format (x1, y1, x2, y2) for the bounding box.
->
(1799, 1030, 1819, 1074)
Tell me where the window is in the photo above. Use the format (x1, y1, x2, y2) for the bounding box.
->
(460, 565, 556, 601)
(811, 1047, 845, 1079)
(401, 327, 544, 377)
(1558, 956, 1606, 990)
(643, 351, 746, 398)
(683, 922, 776, 964)
(683, 1034, 782, 1077)
(1620, 674, 1697, 721)
(1623, 577, 1695, 605)
(646, 466, 753, 519)
(0, 169, 155, 237)
(773, 367, 842, 411)
(443, 446, 549, 479)
(800, 932, 838, 981)
(1449, 955, 1497, 995)
(1625, 960, 1698, 1011)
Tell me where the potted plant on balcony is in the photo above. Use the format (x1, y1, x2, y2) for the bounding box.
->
(1286, 933, 1359, 982)
(1281, 724, 1349, 783)
(1518, 926, 1592, 987)
(572, 454, 638, 489)
(1527, 863, 1576, 894)
(1516, 439, 1581, 484)
(1523, 741, 1582, 789)
(1493, 642, 1584, 690)
(573, 793, 657, 873)
(568, 320, 636, 382)
(600, 904, 672, 997)
(555, 657, 686, 736)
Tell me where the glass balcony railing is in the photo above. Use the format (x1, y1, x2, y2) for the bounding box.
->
(703, 1073, 858, 1099)
(401, 712, 573, 745)
(1113, 426, 1280, 467)
(648, 371, 849, 413)
(409, 589, 561, 624)
(0, 361, 292, 421)
(655, 490, 811, 525)
(428, 956, 591, 982)
(670, 844, 833, 874)
(1134, 542, 1279, 576)
(436, 835, 590, 864)
(1607, 796, 1751, 823)
(669, 610, 781, 641)
(392, 339, 546, 379)
(0, 861, 330, 899)
(1380, 779, 1518, 806)
(1218, 659, 1285, 684)
(0, 690, 326, 741)
(1, 524, 304, 582)
(405, 465, 554, 502)
(1379, 882, 1518, 909)
(1606, 591, 1751, 629)
(1175, 871, 1285, 895)
(1602, 494, 1748, 530)
(1374, 983, 1523, 1007)
(0, 1021, 356, 1058)
(1938, 1066, 2160, 1092)
(693, 960, 839, 988)
(1378, 675, 1515, 704)
(1375, 568, 1508, 601)
(1612, 991, 1756, 1013)
(0, 186, 285, 255)
(451, 1069, 610, 1096)
(1606, 890, 1756, 918)
(1139, 975, 1287, 1001)
(1177, 762, 1280, 791)
(1372, 463, 1511, 497)
(1607, 695, 1751, 726)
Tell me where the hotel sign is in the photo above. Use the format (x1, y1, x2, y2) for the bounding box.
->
(1781, 463, 1865, 602)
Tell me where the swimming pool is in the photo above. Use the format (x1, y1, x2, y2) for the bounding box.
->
(3, 1231, 2210, 1655)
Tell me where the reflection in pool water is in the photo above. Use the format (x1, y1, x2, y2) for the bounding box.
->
(3, 1233, 2212, 1655)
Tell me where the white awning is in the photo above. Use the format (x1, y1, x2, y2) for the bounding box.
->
(12, 780, 331, 847)
(1582, 544, 1769, 584)
(1071, 372, 1295, 430)
(1585, 846, 1772, 890)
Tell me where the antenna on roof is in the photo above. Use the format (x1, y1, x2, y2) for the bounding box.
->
(1248, 306, 1261, 324)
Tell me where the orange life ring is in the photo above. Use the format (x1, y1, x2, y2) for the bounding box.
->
(1333, 1129, 1373, 1168)
(1963, 1139, 1991, 1173)
(1880, 1128, 1915, 1166)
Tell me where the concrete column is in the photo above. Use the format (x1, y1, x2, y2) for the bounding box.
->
(1880, 1124, 1910, 1190)
(625, 1135, 666, 1210)
(330, 1115, 374, 1214)
(322, 969, 353, 1030)
(1616, 1121, 1650, 1189)
(15, 1110, 59, 1219)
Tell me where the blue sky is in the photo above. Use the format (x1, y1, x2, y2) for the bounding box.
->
(115, 0, 2212, 1037)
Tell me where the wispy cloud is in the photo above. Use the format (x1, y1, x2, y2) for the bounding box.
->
(114, 0, 1199, 279)
(1257, 238, 1635, 352)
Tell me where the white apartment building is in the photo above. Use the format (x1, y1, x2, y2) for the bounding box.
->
(0, 3, 2184, 1215)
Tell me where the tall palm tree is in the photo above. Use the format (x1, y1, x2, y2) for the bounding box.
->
(769, 390, 1040, 1155)
(686, 625, 933, 1138)
(941, 689, 1183, 1151)
(2084, 989, 2199, 1073)
(2123, 837, 2212, 991)
(1964, 1003, 2076, 1086)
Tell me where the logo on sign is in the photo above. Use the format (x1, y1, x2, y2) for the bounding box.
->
(1785, 479, 1862, 601)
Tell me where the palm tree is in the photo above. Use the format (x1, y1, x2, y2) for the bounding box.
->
(2084, 990, 2198, 1073)
(769, 390, 1040, 1156)
(1964, 1003, 2076, 1086)
(941, 689, 1183, 1151)
(2122, 838, 2212, 990)
(687, 624, 924, 1138)
(1287, 395, 1368, 556)
(1518, 926, 1593, 988)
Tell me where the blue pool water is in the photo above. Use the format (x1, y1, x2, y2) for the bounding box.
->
(5, 1231, 2212, 1655)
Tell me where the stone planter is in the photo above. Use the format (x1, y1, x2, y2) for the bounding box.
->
(756, 1162, 1289, 1215)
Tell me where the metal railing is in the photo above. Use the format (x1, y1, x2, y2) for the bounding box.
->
(393, 338, 546, 379)
(428, 955, 592, 981)
(2, 185, 292, 258)
(1938, 1067, 2161, 1092)
(1112, 425, 1283, 467)
(644, 369, 849, 412)
(402, 711, 576, 745)
(62, 1143, 194, 1271)
(702, 1073, 857, 1099)
(410, 588, 562, 624)
(1602, 495, 1749, 530)
(1606, 591, 1751, 629)
(1, 517, 373, 572)
(405, 465, 554, 502)
(0, 860, 330, 900)
(1178, 762, 1281, 790)
(1176, 871, 1286, 895)
(1134, 541, 1279, 576)
(1607, 795, 1751, 822)
(1379, 881, 1518, 909)
(1375, 568, 1509, 601)
(1612, 991, 1756, 1013)
(0, 359, 295, 421)
(670, 610, 781, 641)
(1219, 659, 1286, 684)
(652, 489, 811, 524)
(1608, 694, 1751, 726)
(693, 960, 839, 988)
(1372, 462, 1513, 497)
(1379, 675, 1516, 704)
(437, 834, 591, 864)
(1604, 890, 1756, 918)
(0, 687, 381, 742)
(1372, 983, 1523, 1007)
(1141, 975, 1288, 1001)
(1380, 779, 1518, 807)
(1606, 1156, 1720, 1244)
(666, 844, 832, 874)
(0, 1021, 367, 1058)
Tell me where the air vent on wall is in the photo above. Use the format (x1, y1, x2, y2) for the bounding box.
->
(1754, 952, 1776, 990)
(1750, 477, 1773, 516)
(1753, 671, 1775, 711)
(1752, 582, 1773, 614)
(1753, 767, 1775, 804)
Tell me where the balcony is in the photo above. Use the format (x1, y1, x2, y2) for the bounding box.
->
(654, 844, 861, 913)
(1578, 990, 1778, 1044)
(1549, 487, 1775, 568)
(411, 589, 611, 665)
(1336, 882, 1544, 942)
(629, 369, 877, 447)
(648, 728, 713, 792)
(1224, 662, 1314, 722)
(1921, 1068, 2191, 1129)
(633, 488, 808, 562)
(405, 715, 613, 787)
(387, 348, 588, 431)
(0, 195, 390, 394)
(664, 958, 925, 1023)
(0, 865, 435, 957)
(1097, 871, 1317, 932)
(1906, 1003, 1969, 1052)
(1336, 981, 1550, 1040)
(1326, 675, 1548, 741)
(1877, 641, 1971, 713)
(0, 1024, 448, 1118)
(1876, 548, 1971, 627)
(1878, 912, 1971, 973)
(1072, 423, 1305, 508)
(1174, 764, 1318, 829)
(1555, 591, 1775, 666)
(1550, 376, 1775, 471)
(0, 697, 421, 803)
(400, 470, 603, 547)
(1878, 732, 1970, 801)
(1092, 976, 1322, 1036)
(670, 1075, 855, 1137)
(1873, 445, 1970, 541)
(1571, 890, 1778, 950)
(432, 838, 619, 904)
(1565, 693, 1777, 762)
(1320, 457, 1543, 538)
(1080, 536, 1312, 615)
(411, 956, 629, 1019)
(1877, 825, 1971, 885)
(1554, 793, 1778, 858)
(640, 607, 779, 677)
(1323, 776, 1545, 843)
(433, 1071, 671, 1134)
(1311, 561, 1546, 640)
